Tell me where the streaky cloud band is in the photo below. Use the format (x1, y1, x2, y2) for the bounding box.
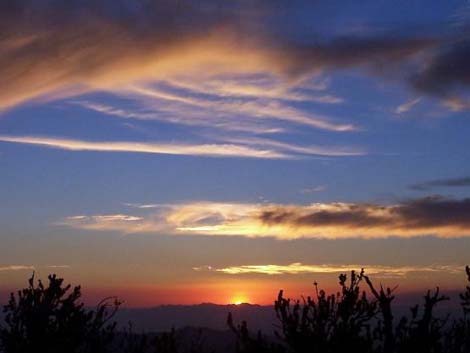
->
(0, 135, 288, 159)
(193, 263, 463, 278)
(0, 135, 364, 159)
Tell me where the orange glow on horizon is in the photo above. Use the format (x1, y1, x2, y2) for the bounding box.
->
(40, 272, 466, 308)
(230, 294, 249, 305)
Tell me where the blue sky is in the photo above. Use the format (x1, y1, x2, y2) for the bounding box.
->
(1, 0, 470, 305)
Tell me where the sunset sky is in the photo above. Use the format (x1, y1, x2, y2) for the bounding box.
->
(1, 0, 470, 306)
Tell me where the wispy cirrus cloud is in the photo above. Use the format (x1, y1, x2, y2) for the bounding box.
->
(161, 75, 341, 103)
(300, 186, 327, 194)
(0, 265, 35, 272)
(60, 196, 470, 239)
(0, 265, 69, 272)
(44, 265, 71, 269)
(120, 84, 355, 132)
(0, 135, 288, 159)
(395, 97, 421, 114)
(124, 203, 162, 209)
(193, 263, 463, 278)
(74, 99, 286, 135)
(218, 137, 364, 157)
(0, 135, 364, 159)
(59, 214, 156, 233)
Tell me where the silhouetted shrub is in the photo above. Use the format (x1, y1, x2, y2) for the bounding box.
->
(0, 274, 213, 353)
(228, 313, 284, 353)
(229, 267, 470, 353)
(274, 270, 377, 353)
(0, 273, 120, 353)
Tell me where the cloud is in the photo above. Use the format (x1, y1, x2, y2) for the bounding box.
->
(214, 137, 364, 157)
(285, 36, 436, 75)
(45, 265, 71, 269)
(0, 0, 243, 109)
(60, 196, 470, 239)
(256, 196, 470, 237)
(0, 0, 437, 112)
(122, 84, 355, 132)
(59, 214, 158, 233)
(300, 186, 327, 194)
(0, 135, 288, 159)
(410, 176, 470, 191)
(441, 97, 470, 111)
(162, 75, 342, 103)
(411, 40, 470, 106)
(0, 135, 364, 159)
(395, 97, 421, 114)
(74, 98, 287, 135)
(77, 81, 354, 133)
(124, 203, 162, 209)
(0, 265, 35, 272)
(68, 214, 143, 222)
(194, 263, 463, 278)
(0, 265, 70, 272)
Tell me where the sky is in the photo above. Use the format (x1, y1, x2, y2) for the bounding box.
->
(1, 0, 470, 306)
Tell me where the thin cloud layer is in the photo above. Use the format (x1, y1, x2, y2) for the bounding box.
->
(193, 263, 463, 278)
(217, 137, 364, 157)
(0, 136, 287, 159)
(59, 214, 158, 233)
(60, 196, 470, 239)
(0, 265, 68, 272)
(0, 135, 364, 159)
(395, 97, 421, 114)
(410, 176, 470, 191)
(0, 265, 35, 272)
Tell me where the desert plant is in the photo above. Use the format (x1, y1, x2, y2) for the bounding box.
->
(443, 266, 470, 353)
(229, 267, 470, 353)
(273, 269, 378, 353)
(228, 313, 284, 353)
(0, 273, 120, 353)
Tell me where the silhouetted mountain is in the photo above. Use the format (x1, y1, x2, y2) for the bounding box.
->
(0, 297, 461, 334)
(114, 303, 277, 333)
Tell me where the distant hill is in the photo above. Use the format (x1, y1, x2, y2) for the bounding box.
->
(114, 303, 277, 333)
(1, 295, 463, 334)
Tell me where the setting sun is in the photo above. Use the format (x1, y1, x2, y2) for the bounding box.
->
(231, 295, 249, 305)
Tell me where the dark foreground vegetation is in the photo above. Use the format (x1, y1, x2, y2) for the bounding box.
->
(1, 268, 470, 353)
